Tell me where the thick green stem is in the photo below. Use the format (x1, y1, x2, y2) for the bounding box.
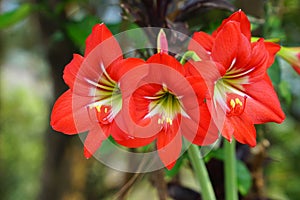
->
(187, 144, 216, 200)
(224, 139, 238, 200)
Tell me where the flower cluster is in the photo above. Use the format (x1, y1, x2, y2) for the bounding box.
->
(51, 10, 285, 169)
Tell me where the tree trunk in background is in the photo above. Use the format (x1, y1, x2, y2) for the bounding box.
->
(35, 0, 80, 199)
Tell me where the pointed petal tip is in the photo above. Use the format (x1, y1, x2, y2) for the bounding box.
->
(84, 147, 92, 159)
(165, 161, 176, 170)
(246, 138, 257, 148)
(227, 136, 232, 143)
(278, 113, 286, 123)
(63, 54, 84, 89)
(292, 65, 300, 75)
(249, 142, 256, 148)
(236, 9, 246, 16)
(84, 22, 119, 57)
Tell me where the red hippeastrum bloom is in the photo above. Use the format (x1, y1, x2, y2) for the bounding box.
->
(50, 23, 152, 158)
(121, 51, 218, 169)
(188, 10, 285, 146)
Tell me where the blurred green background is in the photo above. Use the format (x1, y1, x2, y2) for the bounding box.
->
(0, 0, 299, 199)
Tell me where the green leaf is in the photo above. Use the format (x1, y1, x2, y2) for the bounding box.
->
(204, 148, 224, 162)
(268, 58, 281, 85)
(0, 4, 34, 29)
(236, 161, 252, 196)
(279, 81, 292, 106)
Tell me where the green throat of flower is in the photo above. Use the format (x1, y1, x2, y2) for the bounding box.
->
(87, 65, 122, 124)
(145, 84, 189, 126)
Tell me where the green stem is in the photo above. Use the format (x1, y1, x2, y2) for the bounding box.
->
(187, 144, 216, 200)
(224, 139, 238, 200)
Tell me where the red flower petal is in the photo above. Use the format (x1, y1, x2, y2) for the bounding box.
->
(185, 60, 225, 83)
(63, 54, 84, 89)
(213, 10, 251, 41)
(249, 39, 269, 68)
(83, 124, 107, 158)
(85, 23, 120, 56)
(222, 114, 256, 147)
(189, 31, 215, 54)
(192, 103, 219, 145)
(147, 53, 185, 75)
(185, 75, 209, 99)
(264, 41, 281, 67)
(231, 33, 251, 70)
(130, 83, 162, 126)
(111, 122, 156, 148)
(244, 75, 285, 124)
(50, 90, 89, 134)
(107, 58, 146, 81)
(211, 21, 241, 70)
(292, 64, 300, 74)
(234, 39, 269, 83)
(226, 37, 266, 83)
(84, 23, 123, 69)
(157, 118, 182, 170)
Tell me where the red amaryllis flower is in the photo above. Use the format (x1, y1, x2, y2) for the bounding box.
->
(119, 52, 218, 169)
(50, 23, 153, 158)
(187, 10, 285, 146)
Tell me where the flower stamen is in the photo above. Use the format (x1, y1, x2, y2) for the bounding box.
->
(87, 67, 122, 124)
(158, 116, 173, 125)
(145, 84, 188, 127)
(227, 96, 247, 117)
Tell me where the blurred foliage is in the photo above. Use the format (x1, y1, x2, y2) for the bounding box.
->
(0, 3, 35, 29)
(0, 84, 46, 200)
(0, 0, 300, 199)
(266, 119, 300, 199)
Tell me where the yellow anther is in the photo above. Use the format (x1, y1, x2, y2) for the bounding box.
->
(158, 118, 162, 124)
(104, 107, 108, 113)
(95, 105, 101, 112)
(227, 96, 246, 117)
(230, 99, 236, 108)
(158, 116, 173, 125)
(166, 117, 172, 125)
(235, 98, 243, 106)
